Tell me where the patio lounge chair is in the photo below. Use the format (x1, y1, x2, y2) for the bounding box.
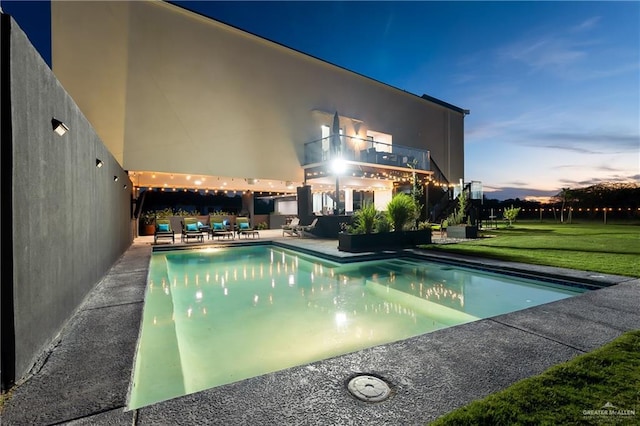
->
(298, 218, 318, 237)
(210, 220, 234, 240)
(282, 217, 301, 237)
(154, 219, 175, 244)
(236, 217, 259, 239)
(194, 218, 211, 239)
(181, 217, 204, 243)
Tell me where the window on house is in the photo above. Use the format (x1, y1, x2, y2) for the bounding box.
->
(321, 125, 330, 160)
(366, 130, 392, 153)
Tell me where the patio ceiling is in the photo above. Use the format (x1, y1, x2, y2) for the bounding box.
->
(129, 171, 301, 195)
(129, 170, 409, 195)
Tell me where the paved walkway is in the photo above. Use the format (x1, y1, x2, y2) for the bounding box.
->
(2, 231, 638, 425)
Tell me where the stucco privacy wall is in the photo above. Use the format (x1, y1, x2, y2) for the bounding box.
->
(52, 1, 465, 185)
(1, 15, 132, 387)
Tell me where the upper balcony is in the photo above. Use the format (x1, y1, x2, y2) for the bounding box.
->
(304, 136, 430, 171)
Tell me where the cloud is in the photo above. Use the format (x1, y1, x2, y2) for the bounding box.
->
(493, 16, 636, 81)
(557, 173, 639, 187)
(484, 186, 558, 201)
(465, 118, 520, 140)
(571, 62, 640, 81)
(464, 105, 538, 141)
(519, 132, 639, 154)
(480, 169, 639, 200)
(553, 164, 624, 173)
(570, 16, 601, 33)
(505, 180, 531, 187)
(451, 73, 477, 85)
(498, 36, 587, 73)
(534, 144, 599, 154)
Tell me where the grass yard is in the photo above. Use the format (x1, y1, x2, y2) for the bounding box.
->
(431, 330, 640, 425)
(425, 220, 639, 424)
(426, 221, 640, 277)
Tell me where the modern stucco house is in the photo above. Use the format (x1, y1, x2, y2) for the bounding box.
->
(51, 1, 467, 216)
(1, 1, 466, 390)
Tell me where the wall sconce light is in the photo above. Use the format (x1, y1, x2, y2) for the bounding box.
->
(113, 176, 119, 182)
(51, 118, 69, 136)
(123, 184, 128, 189)
(96, 159, 104, 168)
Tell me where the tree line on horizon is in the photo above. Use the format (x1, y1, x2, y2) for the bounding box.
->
(481, 182, 639, 219)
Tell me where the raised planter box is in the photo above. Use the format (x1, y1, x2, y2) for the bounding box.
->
(338, 230, 432, 252)
(447, 225, 478, 239)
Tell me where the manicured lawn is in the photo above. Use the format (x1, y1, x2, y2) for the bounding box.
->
(424, 220, 639, 424)
(425, 221, 640, 277)
(431, 330, 640, 425)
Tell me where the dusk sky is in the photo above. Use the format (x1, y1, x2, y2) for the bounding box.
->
(2, 1, 639, 201)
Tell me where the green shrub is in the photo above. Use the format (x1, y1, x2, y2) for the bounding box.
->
(503, 205, 521, 227)
(154, 208, 174, 219)
(140, 210, 156, 225)
(418, 221, 432, 231)
(376, 212, 392, 233)
(447, 190, 468, 226)
(174, 208, 200, 217)
(447, 210, 463, 226)
(351, 202, 377, 234)
(387, 193, 418, 232)
(142, 208, 200, 223)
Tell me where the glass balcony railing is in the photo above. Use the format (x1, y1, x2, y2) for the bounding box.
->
(304, 136, 430, 171)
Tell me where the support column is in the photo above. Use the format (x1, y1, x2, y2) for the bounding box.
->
(335, 176, 339, 214)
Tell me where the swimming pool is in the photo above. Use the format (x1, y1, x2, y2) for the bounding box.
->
(129, 245, 584, 409)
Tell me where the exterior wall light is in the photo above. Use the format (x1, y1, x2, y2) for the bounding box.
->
(123, 184, 128, 189)
(96, 159, 104, 168)
(113, 176, 119, 182)
(51, 118, 69, 136)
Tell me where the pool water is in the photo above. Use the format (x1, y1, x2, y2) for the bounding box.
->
(129, 246, 584, 409)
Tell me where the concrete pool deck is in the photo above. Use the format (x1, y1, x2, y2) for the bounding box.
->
(2, 231, 639, 425)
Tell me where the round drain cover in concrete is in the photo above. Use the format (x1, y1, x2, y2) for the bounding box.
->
(347, 375, 391, 402)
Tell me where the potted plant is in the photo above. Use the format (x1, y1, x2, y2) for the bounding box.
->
(338, 202, 378, 251)
(338, 194, 431, 252)
(140, 210, 157, 236)
(387, 193, 431, 246)
(446, 191, 478, 239)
